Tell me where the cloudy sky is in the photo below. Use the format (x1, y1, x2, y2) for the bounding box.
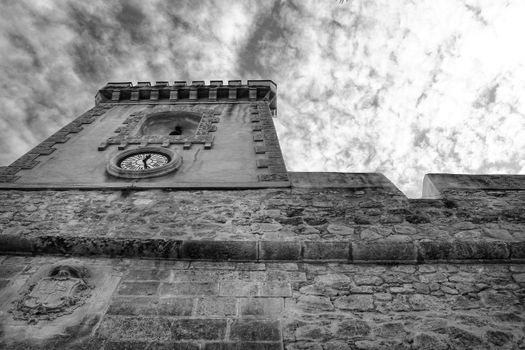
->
(1, 0, 524, 197)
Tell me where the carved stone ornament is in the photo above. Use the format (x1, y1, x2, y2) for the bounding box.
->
(11, 265, 92, 324)
(98, 104, 221, 151)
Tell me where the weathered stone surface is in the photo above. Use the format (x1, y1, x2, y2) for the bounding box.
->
(326, 224, 354, 236)
(259, 281, 293, 297)
(180, 241, 257, 260)
(259, 241, 301, 260)
(374, 322, 407, 338)
(219, 281, 259, 296)
(510, 241, 525, 260)
(160, 282, 218, 295)
(302, 242, 349, 260)
(333, 295, 374, 311)
(352, 242, 417, 263)
(353, 275, 383, 286)
(417, 240, 509, 261)
(204, 342, 282, 350)
(124, 269, 171, 281)
(0, 256, 524, 349)
(105, 342, 199, 350)
(98, 316, 171, 341)
(437, 326, 483, 349)
(117, 282, 159, 296)
(293, 295, 335, 313)
(485, 330, 514, 346)
(196, 297, 236, 316)
(0, 187, 523, 264)
(0, 182, 525, 349)
(108, 297, 193, 316)
(0, 264, 25, 278)
(412, 333, 447, 350)
(230, 320, 281, 341)
(239, 297, 284, 317)
(335, 319, 371, 338)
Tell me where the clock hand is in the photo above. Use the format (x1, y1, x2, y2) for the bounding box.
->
(142, 154, 151, 169)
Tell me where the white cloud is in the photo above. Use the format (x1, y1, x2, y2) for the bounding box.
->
(0, 0, 523, 197)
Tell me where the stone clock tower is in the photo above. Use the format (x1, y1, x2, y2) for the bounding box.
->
(0, 80, 288, 187)
(0, 80, 524, 349)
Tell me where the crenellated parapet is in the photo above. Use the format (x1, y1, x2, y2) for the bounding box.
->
(95, 80, 277, 112)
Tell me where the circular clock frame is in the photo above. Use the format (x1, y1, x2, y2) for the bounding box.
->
(107, 147, 182, 179)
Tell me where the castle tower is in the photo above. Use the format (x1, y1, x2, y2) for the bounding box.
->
(0, 80, 524, 349)
(0, 80, 288, 187)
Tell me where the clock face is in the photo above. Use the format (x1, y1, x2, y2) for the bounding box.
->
(119, 152, 170, 171)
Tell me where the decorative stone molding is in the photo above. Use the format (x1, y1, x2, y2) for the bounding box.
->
(96, 80, 277, 112)
(0, 234, 520, 263)
(97, 104, 220, 151)
(0, 104, 113, 183)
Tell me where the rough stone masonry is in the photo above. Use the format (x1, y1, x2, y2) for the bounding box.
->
(0, 174, 524, 349)
(0, 81, 523, 349)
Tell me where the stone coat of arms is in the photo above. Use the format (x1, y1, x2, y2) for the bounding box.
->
(11, 265, 92, 323)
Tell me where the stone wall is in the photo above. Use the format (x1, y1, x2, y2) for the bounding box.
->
(0, 256, 523, 349)
(0, 174, 524, 349)
(0, 186, 523, 262)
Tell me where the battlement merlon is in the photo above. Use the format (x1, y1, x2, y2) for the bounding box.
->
(95, 80, 278, 114)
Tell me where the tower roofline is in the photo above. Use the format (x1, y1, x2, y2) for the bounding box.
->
(95, 80, 277, 113)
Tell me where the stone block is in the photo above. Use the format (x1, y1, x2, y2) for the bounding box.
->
(335, 319, 371, 338)
(190, 261, 236, 270)
(124, 269, 171, 281)
(98, 316, 171, 341)
(158, 298, 195, 316)
(195, 297, 236, 316)
(239, 298, 284, 317)
(302, 241, 349, 260)
(292, 295, 334, 313)
(169, 319, 228, 340)
(259, 241, 301, 261)
(105, 342, 199, 350)
(352, 242, 417, 263)
(417, 240, 510, 261)
(219, 281, 259, 296)
(117, 281, 159, 296)
(107, 296, 194, 316)
(265, 270, 306, 281)
(265, 263, 297, 271)
(333, 295, 374, 311)
(230, 320, 281, 341)
(180, 241, 257, 261)
(107, 297, 159, 316)
(412, 333, 447, 350)
(160, 282, 218, 295)
(0, 234, 33, 254)
(204, 343, 282, 350)
(510, 242, 525, 261)
(259, 282, 292, 297)
(353, 275, 383, 286)
(33, 236, 181, 259)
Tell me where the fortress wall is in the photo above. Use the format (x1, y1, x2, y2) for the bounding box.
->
(0, 174, 523, 348)
(0, 256, 523, 349)
(0, 185, 523, 261)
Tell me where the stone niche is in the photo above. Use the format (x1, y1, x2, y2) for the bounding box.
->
(137, 111, 201, 137)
